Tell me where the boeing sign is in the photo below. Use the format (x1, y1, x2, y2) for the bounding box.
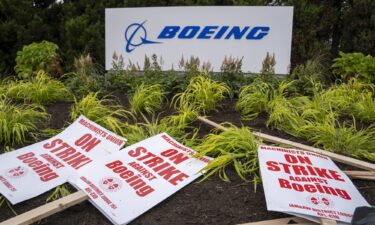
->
(106, 7, 293, 73)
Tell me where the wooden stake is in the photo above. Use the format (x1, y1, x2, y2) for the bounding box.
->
(237, 216, 317, 225)
(0, 191, 88, 225)
(197, 116, 375, 171)
(320, 218, 337, 225)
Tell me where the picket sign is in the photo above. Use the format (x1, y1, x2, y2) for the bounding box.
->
(1, 116, 374, 225)
(0, 115, 126, 204)
(197, 116, 375, 225)
(197, 116, 375, 171)
(1, 133, 211, 225)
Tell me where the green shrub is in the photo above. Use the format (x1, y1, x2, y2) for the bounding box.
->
(130, 83, 165, 115)
(0, 96, 49, 144)
(214, 56, 245, 97)
(70, 92, 130, 136)
(172, 74, 231, 114)
(63, 54, 103, 98)
(6, 70, 71, 104)
(195, 124, 260, 183)
(15, 41, 60, 79)
(332, 52, 375, 82)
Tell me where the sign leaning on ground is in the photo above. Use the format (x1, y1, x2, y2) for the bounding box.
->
(0, 115, 126, 204)
(72, 133, 211, 225)
(105, 6, 293, 74)
(258, 145, 369, 224)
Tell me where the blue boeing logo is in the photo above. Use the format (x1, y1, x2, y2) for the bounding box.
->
(124, 21, 270, 53)
(124, 21, 161, 53)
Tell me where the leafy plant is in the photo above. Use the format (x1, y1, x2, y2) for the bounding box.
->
(214, 56, 245, 97)
(63, 54, 104, 98)
(129, 83, 165, 115)
(14, 41, 60, 79)
(0, 96, 49, 144)
(332, 52, 375, 82)
(172, 74, 231, 114)
(195, 124, 260, 183)
(288, 56, 329, 96)
(70, 92, 130, 136)
(6, 70, 72, 104)
(106, 53, 142, 94)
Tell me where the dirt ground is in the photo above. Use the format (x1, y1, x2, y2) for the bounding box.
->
(0, 96, 374, 225)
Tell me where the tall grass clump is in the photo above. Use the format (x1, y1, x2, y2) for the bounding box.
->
(352, 92, 375, 123)
(236, 79, 271, 120)
(0, 96, 49, 144)
(6, 70, 71, 104)
(300, 116, 375, 162)
(124, 113, 198, 147)
(129, 83, 165, 115)
(70, 92, 130, 136)
(195, 124, 260, 183)
(173, 74, 231, 114)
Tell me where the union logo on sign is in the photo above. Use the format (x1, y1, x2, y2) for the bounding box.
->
(306, 195, 335, 209)
(99, 177, 122, 192)
(6, 166, 28, 178)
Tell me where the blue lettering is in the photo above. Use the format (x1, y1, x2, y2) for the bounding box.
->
(178, 26, 200, 39)
(214, 26, 229, 39)
(225, 26, 249, 39)
(197, 26, 218, 39)
(158, 26, 180, 39)
(246, 26, 270, 40)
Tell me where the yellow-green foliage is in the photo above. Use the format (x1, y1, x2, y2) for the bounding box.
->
(195, 124, 260, 183)
(6, 70, 72, 104)
(236, 79, 271, 120)
(319, 79, 373, 115)
(300, 116, 375, 162)
(0, 96, 49, 144)
(130, 83, 165, 115)
(70, 92, 130, 136)
(173, 74, 231, 114)
(124, 113, 198, 147)
(352, 92, 375, 123)
(265, 81, 303, 136)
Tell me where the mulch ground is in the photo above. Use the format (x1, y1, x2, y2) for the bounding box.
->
(0, 95, 374, 225)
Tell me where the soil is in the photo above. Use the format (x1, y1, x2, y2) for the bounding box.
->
(0, 96, 374, 225)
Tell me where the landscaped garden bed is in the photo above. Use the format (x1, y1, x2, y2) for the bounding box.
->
(0, 41, 374, 224)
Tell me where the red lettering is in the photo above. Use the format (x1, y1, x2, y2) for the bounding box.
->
(43, 139, 63, 149)
(169, 173, 189, 185)
(128, 147, 147, 157)
(106, 160, 123, 169)
(266, 161, 280, 171)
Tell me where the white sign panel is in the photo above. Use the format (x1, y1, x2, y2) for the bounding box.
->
(105, 6, 293, 74)
(73, 133, 211, 225)
(258, 145, 369, 224)
(0, 115, 126, 204)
